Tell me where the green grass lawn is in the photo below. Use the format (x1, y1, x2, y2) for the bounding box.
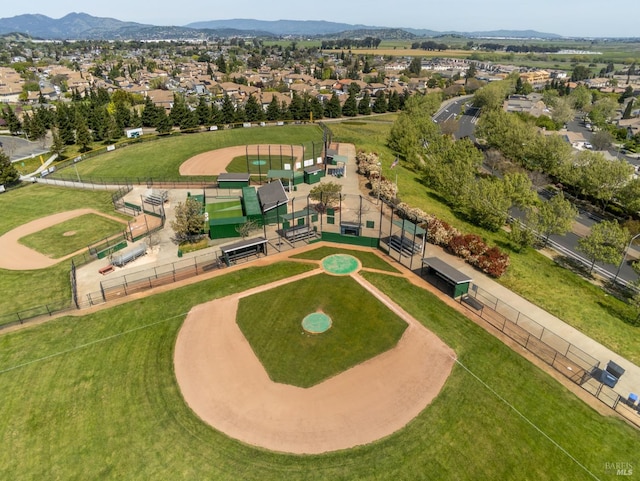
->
(291, 246, 400, 273)
(0, 258, 637, 479)
(54, 125, 323, 181)
(225, 154, 296, 174)
(236, 273, 407, 387)
(18, 214, 125, 258)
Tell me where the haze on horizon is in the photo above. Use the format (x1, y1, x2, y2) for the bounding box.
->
(1, 2, 637, 38)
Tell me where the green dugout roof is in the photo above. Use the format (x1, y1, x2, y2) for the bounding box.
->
(242, 187, 262, 216)
(393, 218, 426, 236)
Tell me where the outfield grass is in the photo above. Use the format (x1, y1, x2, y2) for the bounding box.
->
(18, 214, 125, 258)
(62, 125, 323, 181)
(0, 258, 637, 479)
(225, 154, 296, 174)
(328, 118, 640, 365)
(291, 246, 400, 273)
(236, 274, 407, 387)
(0, 185, 129, 314)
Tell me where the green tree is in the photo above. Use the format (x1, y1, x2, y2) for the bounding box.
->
(309, 181, 343, 212)
(75, 116, 93, 152)
(358, 91, 371, 115)
(568, 85, 591, 111)
(0, 149, 19, 186)
(525, 192, 577, 247)
(617, 178, 640, 216)
(216, 54, 227, 74)
(590, 130, 613, 151)
(221, 94, 236, 124)
(49, 127, 66, 159)
(2, 105, 22, 135)
(407, 57, 422, 76)
(244, 94, 264, 122)
(266, 96, 281, 121)
(577, 220, 629, 274)
(324, 93, 342, 119)
(372, 90, 387, 113)
(342, 89, 358, 117)
(571, 65, 592, 81)
(171, 197, 206, 244)
(235, 219, 260, 239)
(473, 77, 514, 111)
(550, 97, 575, 126)
(195, 96, 211, 125)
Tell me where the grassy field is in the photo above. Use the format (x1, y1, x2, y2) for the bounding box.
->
(291, 245, 400, 273)
(225, 154, 296, 174)
(56, 125, 323, 181)
(327, 118, 640, 365)
(0, 256, 637, 479)
(0, 185, 130, 314)
(236, 273, 407, 387)
(18, 214, 125, 258)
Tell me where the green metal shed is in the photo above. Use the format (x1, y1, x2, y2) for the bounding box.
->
(303, 166, 325, 184)
(421, 257, 472, 298)
(217, 173, 251, 189)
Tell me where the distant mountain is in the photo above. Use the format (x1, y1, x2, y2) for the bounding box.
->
(186, 19, 377, 36)
(0, 13, 564, 40)
(0, 12, 147, 38)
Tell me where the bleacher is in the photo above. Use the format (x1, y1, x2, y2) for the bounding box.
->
(144, 190, 168, 206)
(283, 225, 317, 243)
(388, 234, 422, 257)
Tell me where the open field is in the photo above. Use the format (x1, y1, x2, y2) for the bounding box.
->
(0, 254, 638, 479)
(18, 214, 125, 259)
(236, 273, 407, 387)
(57, 125, 323, 181)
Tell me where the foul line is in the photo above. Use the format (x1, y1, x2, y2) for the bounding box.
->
(452, 357, 601, 481)
(0, 313, 187, 376)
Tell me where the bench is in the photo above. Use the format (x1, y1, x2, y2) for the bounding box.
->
(284, 225, 316, 242)
(98, 265, 115, 275)
(461, 295, 483, 311)
(388, 235, 422, 257)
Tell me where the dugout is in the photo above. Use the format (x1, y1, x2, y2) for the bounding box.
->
(218, 173, 250, 189)
(220, 237, 268, 266)
(421, 257, 472, 298)
(303, 165, 325, 185)
(267, 169, 304, 188)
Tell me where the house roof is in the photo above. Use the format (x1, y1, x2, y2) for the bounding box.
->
(257, 180, 288, 212)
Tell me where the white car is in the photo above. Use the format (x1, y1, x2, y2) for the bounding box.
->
(584, 142, 593, 150)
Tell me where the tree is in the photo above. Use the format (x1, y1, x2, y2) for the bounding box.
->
(171, 197, 205, 244)
(324, 93, 342, 119)
(2, 105, 22, 135)
(266, 96, 281, 121)
(550, 97, 575, 126)
(590, 130, 613, 151)
(569, 85, 592, 111)
(342, 89, 358, 117)
(221, 94, 236, 124)
(0, 149, 19, 186)
(372, 90, 387, 113)
(358, 91, 371, 115)
(525, 192, 577, 247)
(407, 57, 422, 76)
(465, 62, 477, 81)
(617, 178, 640, 216)
(309, 181, 343, 212)
(571, 65, 592, 82)
(49, 127, 66, 159)
(235, 219, 260, 239)
(75, 116, 93, 152)
(577, 220, 629, 274)
(244, 94, 264, 122)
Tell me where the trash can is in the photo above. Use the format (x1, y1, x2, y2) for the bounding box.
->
(177, 249, 183, 258)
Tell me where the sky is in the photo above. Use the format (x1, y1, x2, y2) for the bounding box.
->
(1, 2, 639, 38)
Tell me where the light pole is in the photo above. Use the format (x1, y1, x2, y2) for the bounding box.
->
(376, 161, 381, 205)
(614, 232, 640, 283)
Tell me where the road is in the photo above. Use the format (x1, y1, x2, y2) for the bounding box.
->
(433, 96, 479, 141)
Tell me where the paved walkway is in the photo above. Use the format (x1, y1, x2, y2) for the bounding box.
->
(414, 241, 640, 400)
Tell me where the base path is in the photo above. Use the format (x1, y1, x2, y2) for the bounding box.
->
(0, 209, 127, 270)
(174, 270, 455, 454)
(179, 144, 305, 176)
